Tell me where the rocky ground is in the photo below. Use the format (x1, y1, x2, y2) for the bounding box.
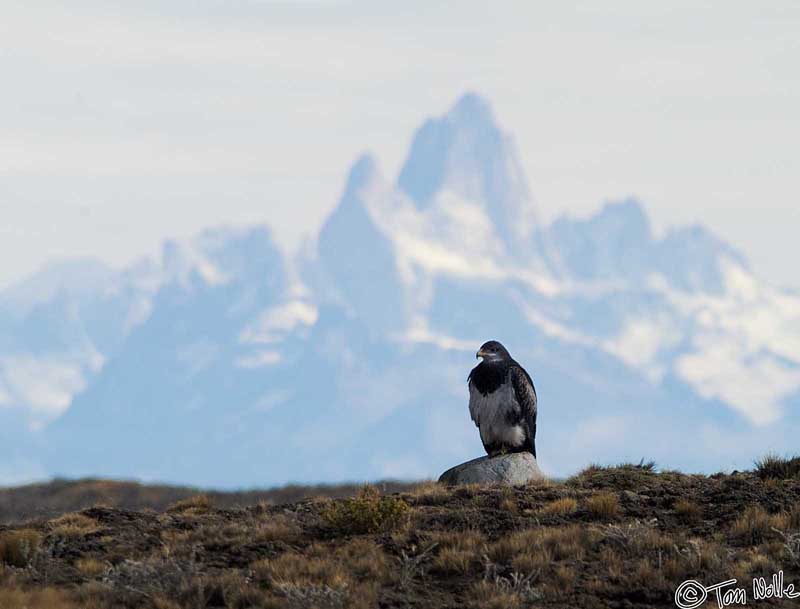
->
(2, 459, 800, 608)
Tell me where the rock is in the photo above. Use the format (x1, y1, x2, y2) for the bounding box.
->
(621, 490, 641, 503)
(438, 452, 545, 486)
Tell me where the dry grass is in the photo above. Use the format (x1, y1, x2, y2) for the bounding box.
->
(499, 497, 518, 514)
(0, 586, 79, 609)
(730, 506, 784, 545)
(166, 494, 211, 514)
(538, 497, 578, 516)
(407, 481, 451, 505)
(470, 580, 523, 609)
(0, 529, 42, 567)
(567, 461, 657, 490)
(254, 513, 302, 543)
(786, 505, 800, 530)
(3, 464, 800, 609)
(625, 557, 669, 592)
(731, 550, 780, 582)
(429, 530, 486, 575)
(48, 513, 100, 538)
(674, 499, 702, 523)
(585, 492, 619, 520)
(75, 558, 108, 578)
(333, 538, 389, 581)
(252, 544, 379, 609)
(602, 520, 672, 555)
(599, 547, 624, 579)
(488, 524, 595, 577)
(253, 549, 348, 588)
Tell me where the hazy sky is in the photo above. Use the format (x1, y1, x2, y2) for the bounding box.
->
(2, 0, 799, 289)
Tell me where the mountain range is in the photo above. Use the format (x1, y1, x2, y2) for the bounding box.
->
(2, 92, 799, 487)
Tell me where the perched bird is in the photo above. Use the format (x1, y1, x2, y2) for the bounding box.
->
(468, 340, 538, 458)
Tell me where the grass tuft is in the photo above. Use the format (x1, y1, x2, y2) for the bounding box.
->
(754, 454, 800, 480)
(538, 497, 578, 517)
(730, 506, 784, 545)
(567, 460, 657, 490)
(166, 494, 211, 514)
(0, 529, 42, 567)
(429, 530, 485, 575)
(585, 492, 619, 520)
(49, 513, 100, 538)
(674, 499, 702, 524)
(75, 558, 108, 578)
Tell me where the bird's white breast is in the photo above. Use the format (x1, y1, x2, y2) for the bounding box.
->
(468, 381, 525, 447)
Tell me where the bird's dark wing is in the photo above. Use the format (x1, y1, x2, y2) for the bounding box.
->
(510, 365, 537, 457)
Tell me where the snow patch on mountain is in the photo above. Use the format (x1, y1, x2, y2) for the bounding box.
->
(0, 350, 102, 422)
(240, 301, 318, 345)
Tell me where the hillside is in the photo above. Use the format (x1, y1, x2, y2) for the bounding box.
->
(0, 479, 419, 525)
(3, 462, 800, 608)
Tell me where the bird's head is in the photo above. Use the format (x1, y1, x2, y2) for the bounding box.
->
(476, 340, 511, 362)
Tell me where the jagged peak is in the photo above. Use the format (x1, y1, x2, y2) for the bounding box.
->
(395, 92, 542, 263)
(593, 198, 652, 238)
(551, 198, 652, 243)
(659, 223, 749, 270)
(397, 92, 510, 209)
(446, 91, 496, 129)
(342, 152, 382, 200)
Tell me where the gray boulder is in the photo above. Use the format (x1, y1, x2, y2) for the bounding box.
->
(438, 452, 545, 485)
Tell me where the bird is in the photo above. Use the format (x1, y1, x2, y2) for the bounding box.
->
(468, 340, 538, 458)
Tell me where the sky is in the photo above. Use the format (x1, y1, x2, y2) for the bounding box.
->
(1, 0, 799, 290)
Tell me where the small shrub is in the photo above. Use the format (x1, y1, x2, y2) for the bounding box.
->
(0, 529, 42, 567)
(754, 454, 800, 480)
(321, 486, 408, 535)
(538, 497, 578, 517)
(585, 492, 619, 520)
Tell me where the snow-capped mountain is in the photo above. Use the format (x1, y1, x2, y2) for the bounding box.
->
(2, 93, 799, 487)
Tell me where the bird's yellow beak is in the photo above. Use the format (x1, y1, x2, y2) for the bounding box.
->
(476, 349, 486, 360)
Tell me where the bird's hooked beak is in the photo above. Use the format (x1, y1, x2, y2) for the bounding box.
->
(476, 348, 487, 360)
